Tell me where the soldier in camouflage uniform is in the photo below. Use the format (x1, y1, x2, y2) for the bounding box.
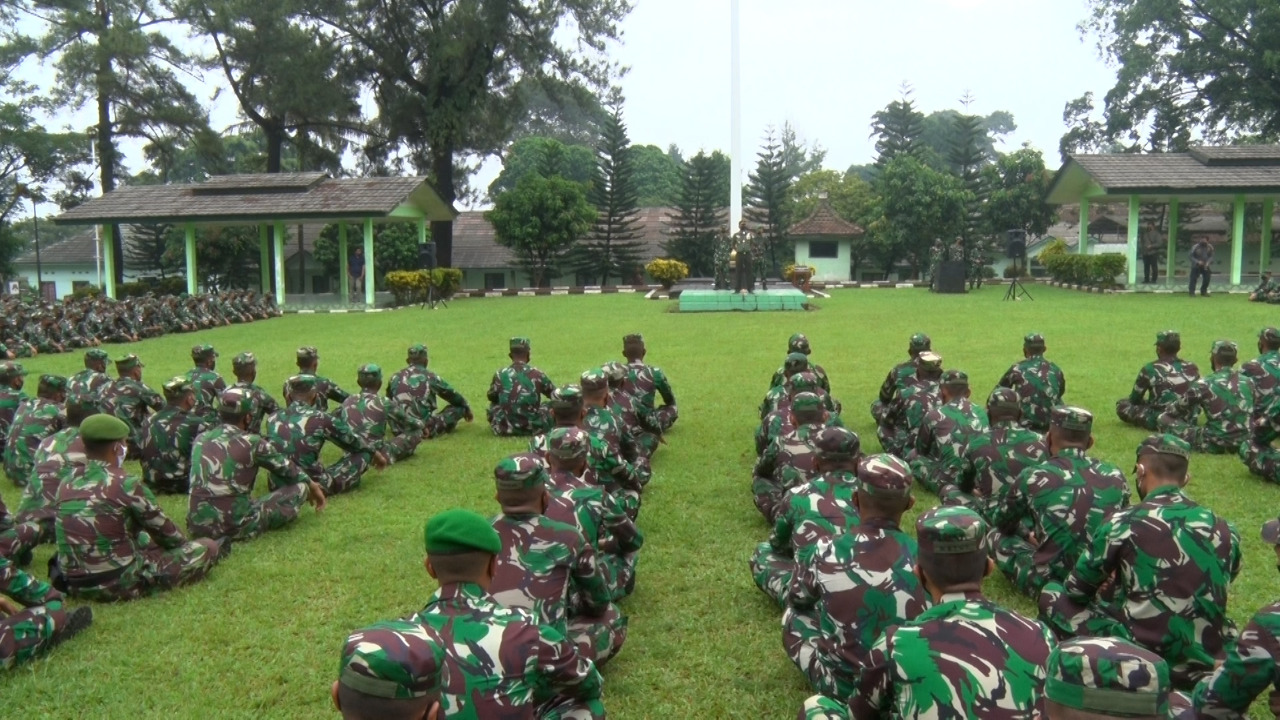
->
(1116, 330, 1202, 430)
(580, 368, 644, 472)
(1046, 638, 1188, 719)
(1159, 339, 1254, 453)
(544, 427, 643, 601)
(228, 352, 278, 433)
(266, 375, 388, 495)
(603, 360, 661, 460)
(99, 354, 163, 459)
(762, 354, 813, 419)
(486, 337, 556, 437)
(713, 228, 732, 290)
(1040, 434, 1241, 689)
(621, 333, 678, 431)
(782, 453, 926, 700)
(1242, 326, 1280, 422)
(988, 406, 1130, 598)
(54, 414, 221, 601)
(909, 369, 989, 493)
(996, 332, 1066, 432)
(769, 334, 832, 393)
(754, 393, 828, 523)
(387, 344, 472, 437)
(1250, 270, 1278, 302)
(848, 506, 1056, 718)
(877, 351, 943, 458)
(927, 239, 944, 292)
(3, 374, 66, 487)
(757, 372, 845, 455)
(412, 508, 606, 718)
(286, 346, 349, 413)
(184, 344, 226, 419)
(0, 362, 26, 444)
(66, 349, 111, 413)
(332, 619, 445, 720)
(0, 554, 93, 670)
(937, 388, 1049, 520)
(340, 364, 426, 462)
(137, 377, 208, 494)
(750, 426, 862, 606)
(188, 389, 324, 542)
(488, 454, 625, 666)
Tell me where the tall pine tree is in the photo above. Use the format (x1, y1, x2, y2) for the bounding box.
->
(574, 104, 645, 285)
(665, 151, 727, 276)
(871, 85, 928, 168)
(744, 128, 793, 277)
(948, 95, 989, 257)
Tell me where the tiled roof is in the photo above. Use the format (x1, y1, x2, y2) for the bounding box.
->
(452, 207, 677, 268)
(1070, 152, 1280, 192)
(12, 228, 104, 265)
(789, 197, 865, 237)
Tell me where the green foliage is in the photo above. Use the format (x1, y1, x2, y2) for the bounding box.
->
(948, 99, 991, 260)
(383, 268, 463, 306)
(981, 147, 1057, 238)
(744, 128, 795, 276)
(574, 104, 645, 286)
(871, 86, 928, 168)
(665, 151, 729, 276)
(644, 258, 689, 286)
(1040, 245, 1127, 287)
(487, 174, 596, 287)
(630, 144, 682, 207)
(874, 155, 971, 277)
(489, 137, 596, 199)
(70, 283, 102, 299)
(116, 277, 187, 298)
(509, 78, 608, 148)
(314, 223, 424, 287)
(164, 226, 261, 291)
(124, 223, 182, 278)
(922, 108, 1017, 171)
(790, 169, 877, 274)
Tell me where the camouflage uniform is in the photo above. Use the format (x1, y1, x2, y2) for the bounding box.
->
(0, 554, 89, 670)
(621, 334, 678, 431)
(876, 352, 942, 458)
(489, 454, 626, 666)
(750, 427, 862, 606)
(989, 408, 1130, 598)
(1116, 331, 1202, 430)
(66, 349, 112, 413)
(756, 372, 842, 455)
(340, 365, 426, 462)
(1241, 328, 1280, 421)
(1047, 638, 1189, 719)
(138, 378, 209, 494)
(14, 423, 84, 545)
(1040, 435, 1241, 689)
(603, 361, 661, 459)
(100, 355, 163, 457)
(850, 507, 1056, 718)
(782, 454, 927, 698)
(995, 333, 1066, 432)
(337, 620, 446, 707)
(754, 394, 827, 523)
(3, 376, 67, 487)
(938, 388, 1049, 519)
(768, 334, 832, 393)
(713, 230, 732, 290)
(228, 353, 278, 434)
(486, 338, 556, 437)
(266, 378, 380, 495)
(761, 361, 842, 420)
(183, 345, 226, 418)
(1158, 341, 1254, 454)
(908, 371, 989, 494)
(0, 362, 27, 443)
(284, 347, 349, 413)
(386, 345, 470, 437)
(797, 695, 852, 720)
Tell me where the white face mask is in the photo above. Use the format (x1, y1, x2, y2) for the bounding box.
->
(114, 441, 127, 469)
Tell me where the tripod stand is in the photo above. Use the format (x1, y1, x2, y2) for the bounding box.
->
(417, 241, 448, 310)
(1003, 255, 1033, 301)
(421, 281, 448, 310)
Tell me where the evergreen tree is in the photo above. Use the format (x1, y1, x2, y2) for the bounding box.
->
(124, 223, 180, 277)
(664, 151, 728, 276)
(871, 85, 928, 168)
(574, 104, 645, 285)
(744, 128, 793, 276)
(948, 95, 990, 258)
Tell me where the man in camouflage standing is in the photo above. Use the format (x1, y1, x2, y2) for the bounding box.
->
(909, 369, 989, 493)
(0, 553, 93, 669)
(387, 344, 472, 438)
(621, 333, 678, 432)
(66, 349, 111, 413)
(754, 393, 828, 523)
(0, 362, 27, 443)
(4, 374, 66, 488)
(286, 346, 349, 413)
(1159, 339, 1254, 454)
(1116, 330, 1202, 430)
(100, 354, 163, 459)
(138, 377, 209, 494)
(988, 406, 1130, 598)
(267, 376, 388, 495)
(937, 387, 1049, 521)
(1040, 435, 1241, 689)
(228, 352, 278, 433)
(486, 337, 556, 437)
(184, 344, 226, 419)
(340, 364, 426, 463)
(996, 332, 1066, 432)
(188, 389, 325, 542)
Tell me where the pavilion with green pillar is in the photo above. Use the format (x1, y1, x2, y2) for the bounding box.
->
(1046, 146, 1280, 291)
(52, 172, 456, 306)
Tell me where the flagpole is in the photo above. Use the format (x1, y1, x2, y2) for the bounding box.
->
(729, 0, 742, 232)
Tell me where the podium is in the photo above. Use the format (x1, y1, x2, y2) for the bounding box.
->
(936, 260, 967, 294)
(791, 265, 813, 293)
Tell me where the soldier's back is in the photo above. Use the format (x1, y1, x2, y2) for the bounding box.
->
(490, 513, 588, 630)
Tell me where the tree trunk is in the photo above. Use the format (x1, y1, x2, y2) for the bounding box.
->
(430, 146, 456, 268)
(95, 0, 123, 286)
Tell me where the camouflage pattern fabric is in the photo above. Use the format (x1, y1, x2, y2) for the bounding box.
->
(1158, 368, 1254, 453)
(1241, 350, 1280, 421)
(54, 460, 216, 601)
(545, 470, 644, 602)
(783, 516, 927, 698)
(187, 423, 311, 541)
(1240, 435, 1280, 484)
(407, 582, 605, 719)
(184, 367, 226, 417)
(99, 378, 163, 454)
(0, 386, 26, 443)
(621, 360, 677, 431)
(938, 421, 1048, 521)
(280, 374, 348, 413)
(870, 359, 920, 425)
(770, 363, 832, 394)
(877, 381, 940, 458)
(0, 554, 70, 669)
(909, 397, 990, 493)
(1039, 484, 1242, 688)
(339, 391, 425, 462)
(797, 695, 851, 719)
(583, 404, 641, 468)
(16, 426, 84, 543)
(66, 369, 110, 412)
(486, 362, 556, 437)
(753, 422, 824, 523)
(756, 400, 845, 456)
(530, 431, 643, 520)
(1192, 598, 1280, 717)
(386, 365, 469, 437)
(1047, 637, 1175, 718)
(3, 397, 65, 486)
(606, 384, 660, 460)
(989, 446, 1131, 597)
(227, 380, 278, 434)
(138, 405, 209, 494)
(997, 354, 1066, 432)
(1116, 359, 1202, 430)
(265, 402, 377, 495)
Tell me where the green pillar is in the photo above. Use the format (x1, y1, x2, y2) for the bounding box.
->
(1262, 199, 1274, 274)
(1078, 197, 1090, 255)
(259, 225, 270, 294)
(1165, 198, 1178, 284)
(1126, 196, 1140, 287)
(363, 218, 375, 307)
(184, 223, 197, 295)
(1232, 194, 1246, 286)
(338, 223, 350, 305)
(102, 224, 116, 299)
(274, 221, 286, 306)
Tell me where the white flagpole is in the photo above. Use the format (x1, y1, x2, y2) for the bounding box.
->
(730, 0, 742, 232)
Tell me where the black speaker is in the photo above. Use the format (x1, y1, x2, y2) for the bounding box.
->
(936, 260, 967, 293)
(419, 242, 437, 270)
(1006, 229, 1027, 259)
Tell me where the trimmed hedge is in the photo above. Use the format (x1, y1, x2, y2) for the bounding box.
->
(384, 268, 464, 307)
(1038, 239, 1126, 288)
(117, 277, 187, 298)
(645, 258, 689, 287)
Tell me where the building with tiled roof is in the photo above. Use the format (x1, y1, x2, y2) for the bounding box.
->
(789, 195, 866, 282)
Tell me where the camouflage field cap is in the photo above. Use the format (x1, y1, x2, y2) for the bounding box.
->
(601, 361, 627, 384)
(548, 427, 590, 461)
(494, 453, 549, 491)
(987, 387, 1021, 412)
(788, 333, 811, 355)
(1052, 406, 1094, 433)
(407, 344, 429, 358)
(813, 426, 860, 461)
(940, 369, 969, 387)
(191, 344, 217, 360)
(218, 388, 254, 415)
(39, 374, 67, 392)
(909, 333, 932, 351)
(1024, 332, 1046, 348)
(232, 352, 257, 369)
(1155, 330, 1180, 346)
(115, 354, 144, 371)
(1260, 516, 1280, 545)
(296, 346, 319, 361)
(1044, 638, 1170, 717)
(80, 414, 130, 442)
(791, 392, 824, 415)
(917, 506, 987, 555)
(857, 454, 913, 497)
(0, 361, 24, 380)
(65, 392, 99, 414)
(1211, 339, 1238, 358)
(85, 349, 110, 362)
(788, 372, 823, 395)
(550, 385, 583, 411)
(580, 368, 608, 392)
(358, 363, 383, 381)
(423, 508, 501, 555)
(286, 374, 318, 394)
(162, 376, 192, 399)
(339, 620, 445, 699)
(509, 337, 530, 352)
(1260, 327, 1280, 343)
(915, 352, 942, 371)
(1136, 433, 1191, 460)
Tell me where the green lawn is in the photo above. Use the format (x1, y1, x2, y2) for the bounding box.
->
(3, 286, 1280, 718)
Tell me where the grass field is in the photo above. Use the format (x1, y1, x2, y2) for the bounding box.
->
(4, 286, 1280, 718)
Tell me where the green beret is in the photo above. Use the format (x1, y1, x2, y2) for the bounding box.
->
(580, 368, 608, 392)
(407, 344, 429, 358)
(1045, 638, 1170, 717)
(788, 333, 811, 355)
(940, 369, 969, 387)
(1136, 433, 1190, 460)
(287, 374, 318, 394)
(1212, 339, 1238, 358)
(339, 620, 446, 699)
(548, 427, 590, 461)
(162, 376, 193, 400)
(80, 414, 130, 442)
(494, 453, 548, 491)
(1260, 327, 1280, 343)
(218, 389, 254, 415)
(791, 392, 824, 414)
(916, 352, 942, 371)
(1155, 330, 1180, 346)
(508, 337, 530, 352)
(788, 372, 822, 395)
(85, 349, 110, 362)
(115, 354, 144, 371)
(1024, 332, 1046, 348)
(1053, 406, 1094, 433)
(784, 352, 809, 369)
(39, 374, 68, 392)
(191, 344, 218, 360)
(813, 426, 860, 460)
(916, 506, 987, 555)
(232, 352, 257, 369)
(858, 454, 913, 497)
(423, 509, 501, 555)
(601, 361, 627, 384)
(358, 363, 383, 380)
(909, 333, 932, 351)
(550, 385, 583, 411)
(987, 388, 1021, 412)
(296, 346, 319, 361)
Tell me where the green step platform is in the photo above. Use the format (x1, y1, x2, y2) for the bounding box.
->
(678, 288, 808, 312)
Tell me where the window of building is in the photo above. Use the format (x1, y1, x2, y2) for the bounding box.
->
(484, 272, 506, 290)
(72, 281, 90, 292)
(809, 240, 839, 259)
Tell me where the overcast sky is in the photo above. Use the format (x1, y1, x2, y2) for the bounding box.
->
(14, 0, 1116, 211)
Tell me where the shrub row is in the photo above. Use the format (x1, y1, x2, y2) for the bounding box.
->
(1038, 240, 1126, 287)
(384, 268, 464, 306)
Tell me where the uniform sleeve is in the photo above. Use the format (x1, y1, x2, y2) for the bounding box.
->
(252, 437, 310, 485)
(0, 555, 60, 608)
(125, 476, 188, 550)
(849, 630, 894, 719)
(653, 367, 675, 406)
(538, 371, 556, 398)
(486, 371, 501, 404)
(991, 470, 1031, 535)
(389, 400, 426, 432)
(536, 624, 604, 703)
(786, 548, 822, 610)
(1063, 515, 1125, 605)
(769, 501, 796, 553)
(323, 414, 376, 455)
(877, 370, 897, 404)
(600, 498, 643, 553)
(1129, 366, 1152, 404)
(570, 538, 611, 615)
(1192, 612, 1280, 718)
(325, 381, 350, 405)
(431, 375, 469, 409)
(142, 387, 164, 411)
